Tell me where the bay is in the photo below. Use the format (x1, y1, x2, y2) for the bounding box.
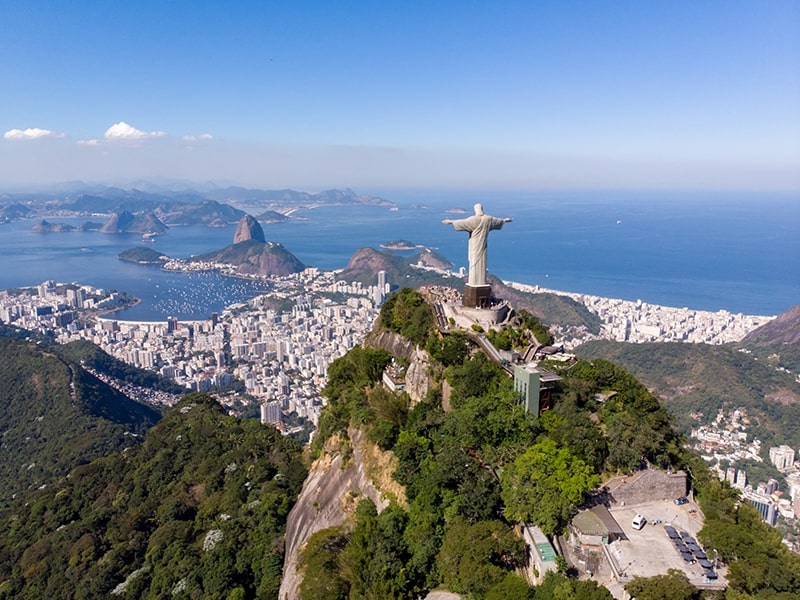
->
(0, 190, 797, 319)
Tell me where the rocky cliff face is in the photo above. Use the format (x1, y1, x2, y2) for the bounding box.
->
(364, 329, 433, 403)
(232, 214, 266, 244)
(365, 329, 417, 361)
(280, 329, 437, 598)
(405, 347, 434, 404)
(280, 428, 404, 600)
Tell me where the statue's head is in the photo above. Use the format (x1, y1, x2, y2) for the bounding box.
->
(474, 203, 484, 216)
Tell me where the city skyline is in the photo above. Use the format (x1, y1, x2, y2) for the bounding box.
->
(1, 1, 798, 191)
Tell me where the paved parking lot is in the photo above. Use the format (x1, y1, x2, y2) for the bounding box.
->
(606, 499, 726, 588)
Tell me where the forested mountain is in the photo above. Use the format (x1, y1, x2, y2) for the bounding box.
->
(3, 187, 246, 227)
(3, 292, 799, 599)
(61, 192, 245, 227)
(118, 246, 169, 264)
(100, 210, 168, 234)
(575, 339, 800, 449)
(0, 393, 306, 599)
(741, 304, 800, 373)
(58, 339, 186, 395)
(487, 275, 603, 335)
(287, 289, 800, 599)
(0, 337, 161, 508)
(339, 247, 448, 288)
(291, 289, 684, 598)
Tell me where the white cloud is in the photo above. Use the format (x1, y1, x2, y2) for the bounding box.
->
(77, 139, 102, 146)
(181, 133, 214, 142)
(104, 121, 166, 140)
(4, 127, 65, 140)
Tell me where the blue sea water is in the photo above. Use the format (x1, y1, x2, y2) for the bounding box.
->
(0, 190, 797, 319)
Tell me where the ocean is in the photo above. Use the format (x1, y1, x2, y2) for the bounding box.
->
(0, 190, 797, 319)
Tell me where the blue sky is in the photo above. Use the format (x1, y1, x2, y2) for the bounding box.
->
(1, 1, 798, 191)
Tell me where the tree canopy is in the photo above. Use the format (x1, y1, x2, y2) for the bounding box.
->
(500, 438, 600, 534)
(380, 287, 435, 346)
(0, 393, 306, 599)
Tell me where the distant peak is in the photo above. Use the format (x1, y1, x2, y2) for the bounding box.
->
(233, 214, 266, 244)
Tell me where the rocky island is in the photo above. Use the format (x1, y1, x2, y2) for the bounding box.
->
(379, 239, 422, 250)
(255, 209, 290, 223)
(118, 246, 168, 265)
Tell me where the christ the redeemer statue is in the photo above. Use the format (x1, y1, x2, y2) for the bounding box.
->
(443, 204, 512, 305)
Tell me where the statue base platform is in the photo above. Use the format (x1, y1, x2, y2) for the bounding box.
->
(463, 284, 492, 308)
(444, 299, 510, 328)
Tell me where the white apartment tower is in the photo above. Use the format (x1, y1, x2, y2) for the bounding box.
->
(769, 445, 796, 472)
(260, 400, 282, 426)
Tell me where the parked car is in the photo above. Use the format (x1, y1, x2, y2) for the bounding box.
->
(632, 514, 647, 530)
(674, 496, 689, 505)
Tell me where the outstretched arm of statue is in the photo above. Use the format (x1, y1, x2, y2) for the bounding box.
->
(503, 218, 513, 223)
(442, 219, 453, 225)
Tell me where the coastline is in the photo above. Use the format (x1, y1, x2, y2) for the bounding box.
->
(505, 280, 777, 320)
(504, 280, 775, 346)
(105, 252, 777, 345)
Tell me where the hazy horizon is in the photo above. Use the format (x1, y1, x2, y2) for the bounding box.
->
(2, 2, 798, 192)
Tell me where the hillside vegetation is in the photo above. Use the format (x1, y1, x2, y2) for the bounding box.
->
(118, 246, 167, 264)
(299, 289, 692, 598)
(190, 239, 306, 277)
(741, 304, 800, 374)
(575, 340, 800, 449)
(58, 339, 185, 395)
(0, 337, 161, 507)
(299, 289, 800, 598)
(488, 276, 604, 335)
(0, 393, 306, 599)
(3, 291, 799, 598)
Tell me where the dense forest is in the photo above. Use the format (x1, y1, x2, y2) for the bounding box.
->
(0, 393, 306, 599)
(299, 289, 800, 599)
(301, 289, 677, 598)
(575, 340, 800, 449)
(2, 291, 799, 598)
(0, 337, 161, 508)
(58, 339, 186, 395)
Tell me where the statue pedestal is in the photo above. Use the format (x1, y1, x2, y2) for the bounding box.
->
(463, 284, 491, 308)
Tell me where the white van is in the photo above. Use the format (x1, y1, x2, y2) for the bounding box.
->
(632, 514, 646, 530)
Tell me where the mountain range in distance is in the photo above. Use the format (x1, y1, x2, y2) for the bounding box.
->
(0, 185, 394, 226)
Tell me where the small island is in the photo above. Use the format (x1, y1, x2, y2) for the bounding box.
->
(256, 210, 290, 224)
(32, 220, 76, 233)
(380, 239, 422, 251)
(118, 246, 169, 265)
(445, 207, 469, 214)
